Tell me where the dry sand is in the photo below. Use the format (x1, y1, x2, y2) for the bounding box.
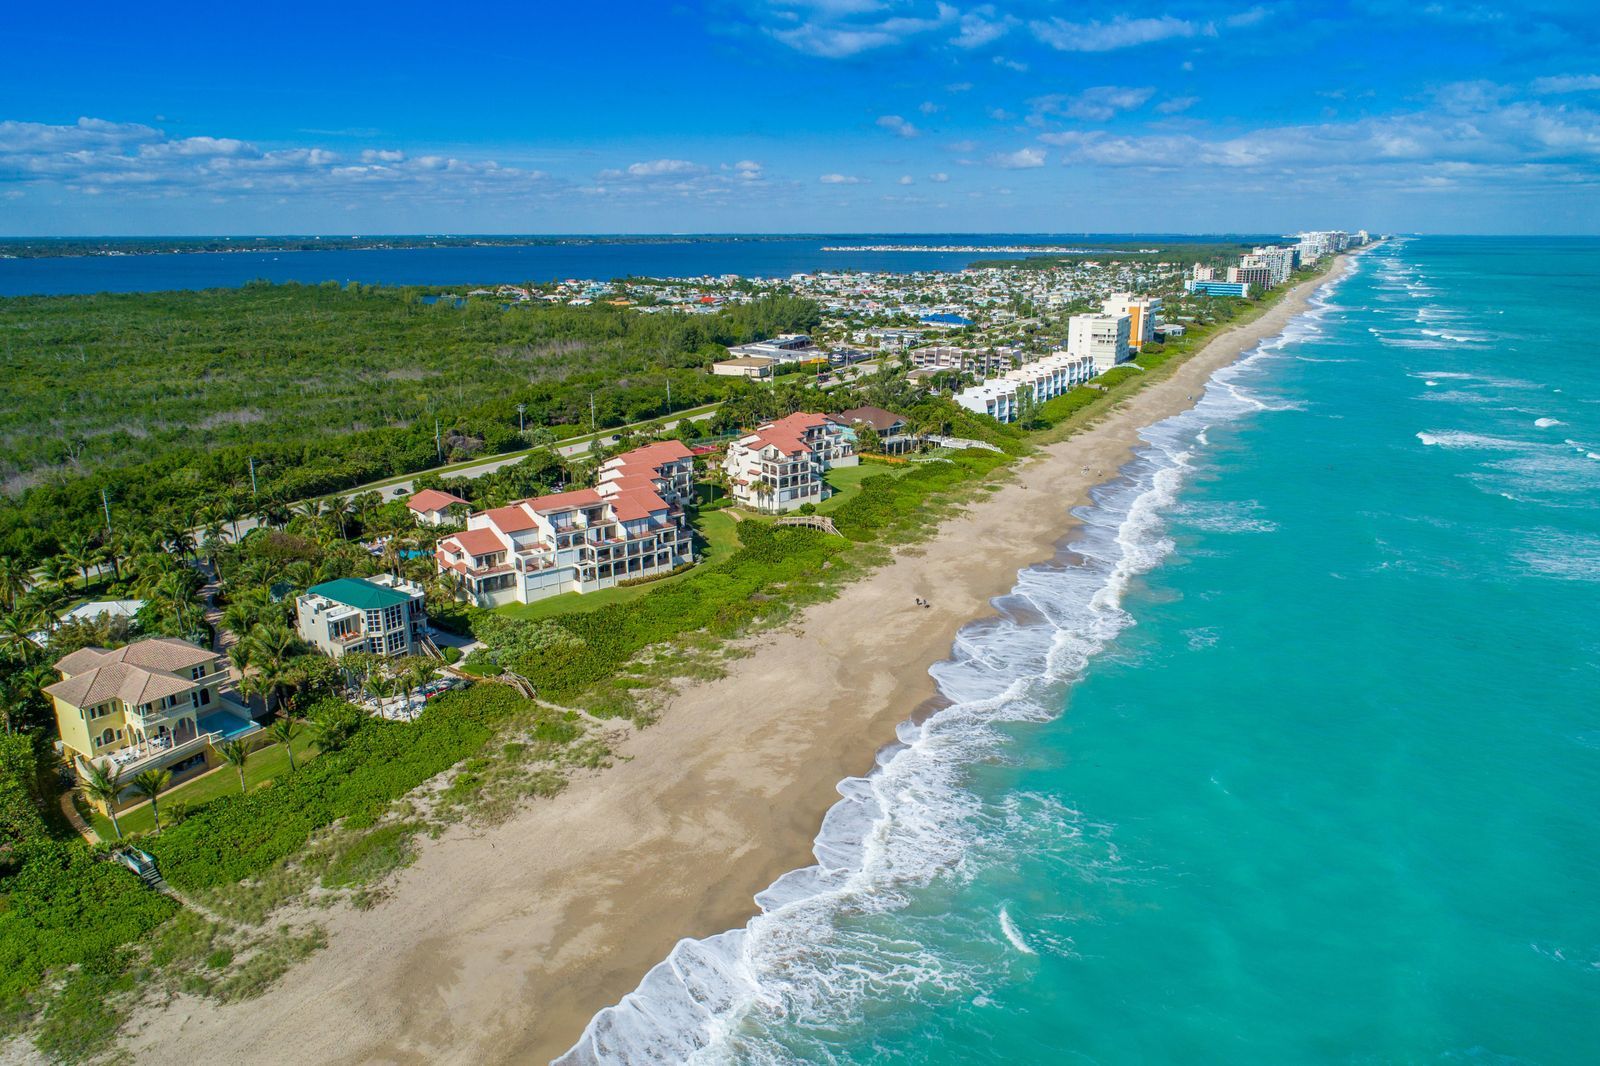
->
(123, 258, 1350, 1066)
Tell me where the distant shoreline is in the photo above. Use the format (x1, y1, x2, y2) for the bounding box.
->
(118, 254, 1357, 1065)
(0, 232, 1286, 261)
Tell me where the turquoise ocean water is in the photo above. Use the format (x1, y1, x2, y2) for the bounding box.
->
(563, 237, 1600, 1065)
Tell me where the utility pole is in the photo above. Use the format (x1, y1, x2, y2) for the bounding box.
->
(248, 457, 258, 499)
(589, 392, 596, 434)
(516, 402, 527, 436)
(435, 419, 443, 462)
(101, 487, 113, 536)
(666, 378, 671, 411)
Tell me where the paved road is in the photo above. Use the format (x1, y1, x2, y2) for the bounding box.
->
(220, 406, 722, 540)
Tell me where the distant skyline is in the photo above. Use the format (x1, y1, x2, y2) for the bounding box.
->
(3, 1, 1598, 236)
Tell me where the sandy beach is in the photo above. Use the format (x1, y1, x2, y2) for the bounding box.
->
(123, 258, 1350, 1065)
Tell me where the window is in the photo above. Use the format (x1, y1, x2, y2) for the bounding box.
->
(191, 664, 206, 680)
(98, 728, 115, 748)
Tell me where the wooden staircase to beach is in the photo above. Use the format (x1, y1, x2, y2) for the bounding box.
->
(774, 515, 841, 536)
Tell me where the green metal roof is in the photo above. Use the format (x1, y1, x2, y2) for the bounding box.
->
(308, 577, 410, 611)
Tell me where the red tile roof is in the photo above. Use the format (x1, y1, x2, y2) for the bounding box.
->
(608, 488, 669, 521)
(483, 504, 539, 533)
(446, 528, 506, 557)
(524, 487, 604, 514)
(408, 488, 469, 512)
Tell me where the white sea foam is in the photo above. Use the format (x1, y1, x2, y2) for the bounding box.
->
(998, 907, 1035, 955)
(555, 256, 1356, 1066)
(1534, 417, 1565, 428)
(1416, 431, 1535, 450)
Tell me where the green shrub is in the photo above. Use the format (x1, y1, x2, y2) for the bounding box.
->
(440, 645, 462, 665)
(145, 687, 522, 892)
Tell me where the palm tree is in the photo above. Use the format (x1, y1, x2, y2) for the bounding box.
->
(0, 556, 30, 609)
(325, 495, 351, 540)
(218, 739, 250, 793)
(40, 555, 74, 589)
(131, 768, 172, 830)
(0, 608, 45, 664)
(165, 525, 197, 563)
(63, 533, 96, 588)
(78, 759, 126, 839)
(267, 716, 301, 771)
(218, 497, 244, 541)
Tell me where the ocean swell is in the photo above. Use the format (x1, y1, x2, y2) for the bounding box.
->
(555, 275, 1348, 1066)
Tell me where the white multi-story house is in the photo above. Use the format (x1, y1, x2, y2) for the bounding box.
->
(1101, 294, 1161, 350)
(721, 412, 858, 513)
(435, 440, 697, 607)
(1067, 313, 1132, 373)
(296, 575, 430, 659)
(407, 488, 470, 527)
(953, 349, 1097, 423)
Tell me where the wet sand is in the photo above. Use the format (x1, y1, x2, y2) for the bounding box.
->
(123, 258, 1350, 1065)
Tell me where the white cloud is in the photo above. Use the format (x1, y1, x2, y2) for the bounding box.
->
(919, 100, 942, 115)
(1531, 74, 1600, 94)
(1032, 86, 1156, 122)
(819, 172, 867, 183)
(952, 7, 1015, 48)
(993, 146, 1046, 168)
(1155, 96, 1199, 114)
(626, 158, 704, 177)
(898, 174, 915, 184)
(1030, 15, 1207, 52)
(930, 171, 950, 181)
(877, 114, 920, 138)
(993, 55, 1028, 72)
(765, 2, 958, 58)
(946, 81, 973, 92)
(0, 116, 546, 202)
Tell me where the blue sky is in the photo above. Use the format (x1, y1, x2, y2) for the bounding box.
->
(3, 1, 1598, 234)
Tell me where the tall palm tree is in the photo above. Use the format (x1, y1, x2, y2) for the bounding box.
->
(0, 608, 45, 664)
(77, 759, 126, 839)
(267, 716, 301, 771)
(131, 768, 172, 831)
(0, 556, 30, 609)
(325, 495, 351, 540)
(218, 740, 250, 793)
(165, 525, 197, 563)
(63, 533, 96, 588)
(218, 497, 244, 541)
(40, 555, 74, 589)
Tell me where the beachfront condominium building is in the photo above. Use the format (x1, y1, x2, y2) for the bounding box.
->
(1192, 263, 1218, 281)
(1246, 246, 1297, 286)
(1229, 265, 1274, 292)
(721, 412, 858, 513)
(295, 575, 430, 659)
(953, 349, 1098, 423)
(436, 440, 696, 608)
(1067, 312, 1133, 373)
(1101, 294, 1161, 350)
(909, 345, 1019, 377)
(1187, 279, 1252, 298)
(407, 488, 470, 527)
(44, 637, 260, 808)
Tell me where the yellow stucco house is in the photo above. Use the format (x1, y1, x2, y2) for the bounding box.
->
(45, 636, 260, 810)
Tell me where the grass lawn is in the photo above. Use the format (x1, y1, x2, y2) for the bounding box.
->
(86, 732, 320, 840)
(816, 461, 907, 514)
(494, 506, 744, 623)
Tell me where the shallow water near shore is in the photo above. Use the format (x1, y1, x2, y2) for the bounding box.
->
(562, 237, 1600, 1064)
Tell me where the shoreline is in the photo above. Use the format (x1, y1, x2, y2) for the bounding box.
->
(123, 255, 1355, 1065)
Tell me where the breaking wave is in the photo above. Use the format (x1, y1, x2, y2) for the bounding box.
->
(554, 270, 1352, 1065)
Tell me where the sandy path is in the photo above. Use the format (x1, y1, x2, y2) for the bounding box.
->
(123, 260, 1349, 1066)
